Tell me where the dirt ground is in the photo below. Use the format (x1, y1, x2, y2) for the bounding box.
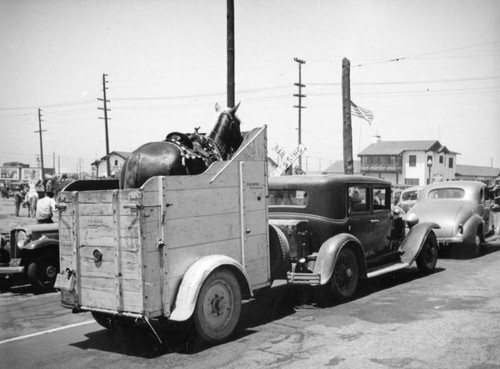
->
(0, 198, 38, 235)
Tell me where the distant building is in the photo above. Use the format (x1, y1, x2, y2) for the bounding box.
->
(358, 140, 458, 186)
(455, 165, 500, 186)
(91, 151, 130, 179)
(322, 160, 361, 175)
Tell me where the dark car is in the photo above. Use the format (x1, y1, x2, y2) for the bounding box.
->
(268, 175, 439, 300)
(0, 223, 59, 293)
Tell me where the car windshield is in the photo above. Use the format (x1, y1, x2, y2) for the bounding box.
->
(427, 188, 465, 199)
(401, 190, 419, 201)
(269, 189, 308, 207)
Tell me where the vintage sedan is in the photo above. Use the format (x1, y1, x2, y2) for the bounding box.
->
(407, 181, 498, 257)
(397, 185, 423, 213)
(268, 175, 439, 301)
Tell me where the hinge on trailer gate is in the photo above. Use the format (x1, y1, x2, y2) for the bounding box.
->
(157, 239, 165, 248)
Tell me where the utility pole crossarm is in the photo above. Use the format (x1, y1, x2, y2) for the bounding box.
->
(293, 57, 306, 170)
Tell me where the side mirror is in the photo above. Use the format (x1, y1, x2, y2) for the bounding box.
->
(404, 213, 419, 228)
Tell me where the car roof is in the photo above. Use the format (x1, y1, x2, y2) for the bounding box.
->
(269, 174, 391, 188)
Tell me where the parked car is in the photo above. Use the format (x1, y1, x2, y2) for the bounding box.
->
(0, 223, 59, 293)
(268, 175, 439, 301)
(407, 181, 499, 257)
(397, 185, 423, 213)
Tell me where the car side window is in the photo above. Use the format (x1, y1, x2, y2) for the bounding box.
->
(348, 186, 368, 213)
(373, 187, 389, 210)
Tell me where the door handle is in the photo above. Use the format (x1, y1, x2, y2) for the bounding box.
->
(370, 219, 379, 223)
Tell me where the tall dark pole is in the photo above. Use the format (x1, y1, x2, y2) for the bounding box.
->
(293, 57, 306, 170)
(227, 0, 235, 108)
(342, 58, 354, 174)
(35, 108, 46, 181)
(98, 73, 111, 177)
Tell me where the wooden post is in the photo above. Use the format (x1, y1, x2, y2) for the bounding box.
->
(342, 58, 354, 175)
(227, 0, 235, 108)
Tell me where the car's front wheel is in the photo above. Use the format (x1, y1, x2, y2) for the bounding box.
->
(416, 232, 438, 273)
(27, 252, 59, 294)
(330, 247, 359, 300)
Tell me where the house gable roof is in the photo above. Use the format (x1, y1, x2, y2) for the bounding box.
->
(456, 164, 500, 178)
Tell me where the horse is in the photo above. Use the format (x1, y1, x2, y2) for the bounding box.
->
(25, 185, 39, 218)
(119, 102, 243, 189)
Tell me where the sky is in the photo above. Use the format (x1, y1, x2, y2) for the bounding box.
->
(1, 0, 499, 174)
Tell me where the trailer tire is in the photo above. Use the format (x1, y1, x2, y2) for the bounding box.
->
(27, 252, 59, 294)
(193, 269, 241, 344)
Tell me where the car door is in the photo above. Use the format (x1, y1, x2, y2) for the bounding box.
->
(370, 186, 392, 255)
(347, 185, 374, 256)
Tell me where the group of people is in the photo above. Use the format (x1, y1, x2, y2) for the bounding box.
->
(13, 184, 57, 223)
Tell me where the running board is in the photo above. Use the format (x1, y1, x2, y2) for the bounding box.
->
(366, 262, 410, 279)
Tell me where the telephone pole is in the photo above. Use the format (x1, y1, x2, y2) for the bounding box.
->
(293, 57, 306, 170)
(98, 73, 111, 177)
(342, 58, 354, 175)
(34, 108, 46, 181)
(227, 0, 235, 108)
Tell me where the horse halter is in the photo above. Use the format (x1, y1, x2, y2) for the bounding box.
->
(211, 110, 241, 158)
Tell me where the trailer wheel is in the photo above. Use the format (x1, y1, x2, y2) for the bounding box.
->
(193, 269, 241, 344)
(27, 252, 59, 294)
(330, 247, 359, 300)
(416, 233, 438, 273)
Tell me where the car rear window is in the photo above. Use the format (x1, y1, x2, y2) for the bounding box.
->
(427, 188, 465, 199)
(269, 189, 308, 207)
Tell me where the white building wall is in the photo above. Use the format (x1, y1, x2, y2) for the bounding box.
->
(402, 151, 427, 185)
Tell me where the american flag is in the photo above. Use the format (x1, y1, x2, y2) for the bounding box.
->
(351, 101, 374, 125)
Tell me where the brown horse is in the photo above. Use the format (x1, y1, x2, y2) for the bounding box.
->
(119, 103, 243, 189)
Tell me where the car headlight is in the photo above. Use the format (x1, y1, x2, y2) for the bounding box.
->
(16, 230, 31, 248)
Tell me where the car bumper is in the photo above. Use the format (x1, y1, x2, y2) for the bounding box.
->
(0, 266, 25, 275)
(437, 235, 464, 245)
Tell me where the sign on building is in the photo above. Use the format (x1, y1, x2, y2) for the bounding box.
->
(21, 168, 42, 182)
(0, 167, 20, 180)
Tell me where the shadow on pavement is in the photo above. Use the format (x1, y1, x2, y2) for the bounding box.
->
(70, 267, 444, 357)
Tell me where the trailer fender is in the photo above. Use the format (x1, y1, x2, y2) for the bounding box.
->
(169, 254, 252, 322)
(313, 234, 366, 284)
(400, 222, 440, 265)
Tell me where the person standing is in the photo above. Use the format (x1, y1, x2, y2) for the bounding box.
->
(14, 186, 24, 217)
(36, 191, 57, 223)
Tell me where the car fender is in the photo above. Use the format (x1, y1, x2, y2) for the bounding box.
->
(312, 233, 367, 284)
(463, 214, 484, 242)
(169, 254, 252, 322)
(22, 236, 59, 253)
(400, 222, 439, 265)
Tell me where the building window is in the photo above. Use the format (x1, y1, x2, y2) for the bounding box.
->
(405, 178, 420, 186)
(449, 157, 453, 168)
(439, 156, 444, 164)
(114, 160, 118, 165)
(409, 155, 416, 167)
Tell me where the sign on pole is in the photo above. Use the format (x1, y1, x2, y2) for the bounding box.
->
(272, 144, 307, 176)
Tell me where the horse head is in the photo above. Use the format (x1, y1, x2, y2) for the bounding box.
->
(209, 102, 243, 159)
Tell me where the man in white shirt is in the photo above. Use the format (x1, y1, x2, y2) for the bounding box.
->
(36, 191, 57, 223)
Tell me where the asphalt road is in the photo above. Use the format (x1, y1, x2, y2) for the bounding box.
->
(1, 238, 500, 369)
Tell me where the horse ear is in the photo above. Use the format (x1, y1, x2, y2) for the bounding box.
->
(215, 103, 221, 112)
(231, 101, 241, 114)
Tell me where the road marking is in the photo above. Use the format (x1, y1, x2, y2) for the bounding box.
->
(0, 320, 95, 345)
